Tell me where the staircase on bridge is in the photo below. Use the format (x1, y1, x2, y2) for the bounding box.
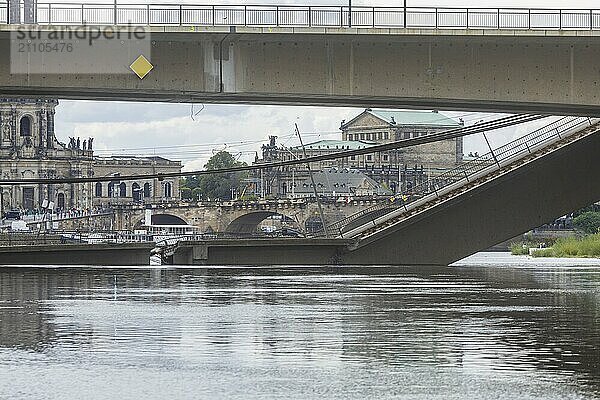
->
(320, 116, 600, 243)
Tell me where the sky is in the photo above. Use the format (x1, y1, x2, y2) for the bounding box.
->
(50, 0, 581, 170)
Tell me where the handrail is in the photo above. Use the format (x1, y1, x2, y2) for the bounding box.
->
(318, 116, 596, 238)
(1, 2, 600, 30)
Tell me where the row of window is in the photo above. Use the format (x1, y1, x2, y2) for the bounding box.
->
(349, 154, 389, 162)
(348, 132, 390, 141)
(346, 131, 432, 141)
(402, 131, 429, 139)
(282, 154, 390, 163)
(94, 182, 172, 198)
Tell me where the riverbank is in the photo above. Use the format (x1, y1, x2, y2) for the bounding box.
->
(511, 233, 600, 258)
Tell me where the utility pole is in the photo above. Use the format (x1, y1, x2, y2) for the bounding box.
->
(482, 131, 500, 168)
(348, 0, 352, 27)
(8, 0, 20, 24)
(23, 0, 35, 23)
(295, 123, 329, 238)
(403, 0, 407, 28)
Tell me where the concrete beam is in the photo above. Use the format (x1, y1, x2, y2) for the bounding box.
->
(0, 243, 153, 266)
(171, 131, 600, 266)
(1, 28, 600, 114)
(172, 238, 352, 265)
(345, 130, 600, 265)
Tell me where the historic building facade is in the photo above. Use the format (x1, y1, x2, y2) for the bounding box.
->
(254, 109, 463, 197)
(0, 98, 181, 214)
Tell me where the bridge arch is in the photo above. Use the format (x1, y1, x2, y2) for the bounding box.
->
(225, 211, 299, 234)
(151, 213, 188, 226)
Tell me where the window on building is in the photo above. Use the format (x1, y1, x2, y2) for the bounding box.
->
(403, 132, 410, 139)
(378, 132, 382, 140)
(57, 193, 65, 210)
(132, 183, 141, 202)
(360, 134, 365, 140)
(366, 155, 373, 161)
(143, 182, 151, 198)
(164, 182, 172, 198)
(108, 183, 115, 198)
(348, 134, 353, 141)
(384, 132, 389, 140)
(351, 155, 356, 161)
(383, 154, 389, 161)
(95, 182, 102, 197)
(20, 116, 31, 136)
(119, 182, 127, 197)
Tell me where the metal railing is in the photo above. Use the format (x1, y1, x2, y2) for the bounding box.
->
(2, 3, 600, 30)
(318, 116, 597, 239)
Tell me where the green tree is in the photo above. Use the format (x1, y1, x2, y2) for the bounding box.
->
(574, 212, 600, 234)
(181, 187, 192, 200)
(192, 187, 203, 200)
(185, 151, 248, 201)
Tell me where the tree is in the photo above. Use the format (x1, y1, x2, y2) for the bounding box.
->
(181, 187, 192, 201)
(184, 151, 248, 201)
(573, 212, 600, 234)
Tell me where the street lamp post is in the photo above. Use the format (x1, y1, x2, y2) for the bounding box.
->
(404, 0, 407, 28)
(8, 0, 20, 24)
(348, 0, 352, 27)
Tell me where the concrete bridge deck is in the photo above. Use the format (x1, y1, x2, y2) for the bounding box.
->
(170, 119, 600, 266)
(0, 243, 153, 266)
(2, 21, 600, 114)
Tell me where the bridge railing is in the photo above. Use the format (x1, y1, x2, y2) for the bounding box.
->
(2, 3, 600, 30)
(318, 116, 596, 238)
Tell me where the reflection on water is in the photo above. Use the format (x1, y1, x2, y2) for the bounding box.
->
(1, 252, 599, 399)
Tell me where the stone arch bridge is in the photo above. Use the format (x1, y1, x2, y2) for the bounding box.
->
(110, 199, 377, 234)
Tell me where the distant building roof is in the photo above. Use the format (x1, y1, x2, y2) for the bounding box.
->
(293, 169, 392, 196)
(95, 155, 181, 165)
(291, 139, 377, 151)
(343, 109, 461, 128)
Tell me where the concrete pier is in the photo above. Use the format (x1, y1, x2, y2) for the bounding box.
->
(0, 243, 153, 266)
(172, 238, 353, 266)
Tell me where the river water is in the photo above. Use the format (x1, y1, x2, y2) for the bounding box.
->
(0, 252, 599, 399)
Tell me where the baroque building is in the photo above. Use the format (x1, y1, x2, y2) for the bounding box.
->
(0, 98, 181, 213)
(254, 109, 463, 198)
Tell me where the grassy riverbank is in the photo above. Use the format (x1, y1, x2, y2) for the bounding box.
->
(511, 234, 600, 258)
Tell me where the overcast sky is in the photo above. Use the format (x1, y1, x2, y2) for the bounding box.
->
(52, 0, 578, 170)
(55, 102, 552, 172)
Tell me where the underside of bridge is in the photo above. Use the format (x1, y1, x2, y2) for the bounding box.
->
(173, 130, 600, 266)
(2, 28, 600, 114)
(225, 212, 298, 234)
(151, 214, 188, 226)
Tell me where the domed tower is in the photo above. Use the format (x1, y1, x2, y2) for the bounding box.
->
(0, 98, 58, 158)
(0, 98, 95, 213)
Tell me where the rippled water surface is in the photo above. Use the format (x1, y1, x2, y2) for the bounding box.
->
(1, 252, 600, 399)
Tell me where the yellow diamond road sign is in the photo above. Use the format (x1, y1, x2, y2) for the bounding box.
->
(130, 55, 153, 80)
